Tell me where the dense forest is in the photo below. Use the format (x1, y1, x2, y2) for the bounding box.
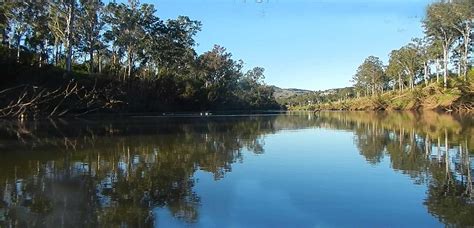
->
(285, 0, 474, 112)
(0, 0, 280, 118)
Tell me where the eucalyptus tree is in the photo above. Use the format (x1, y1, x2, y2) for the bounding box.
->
(48, 0, 79, 72)
(392, 43, 423, 90)
(423, 2, 461, 87)
(427, 40, 444, 83)
(78, 0, 104, 73)
(103, 0, 161, 80)
(0, 2, 11, 46)
(352, 56, 386, 96)
(412, 38, 431, 85)
(8, 1, 33, 62)
(387, 50, 406, 91)
(452, 0, 473, 79)
(238, 67, 271, 108)
(25, 1, 53, 67)
(152, 16, 201, 72)
(197, 45, 243, 106)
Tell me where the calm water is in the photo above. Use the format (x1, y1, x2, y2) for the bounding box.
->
(0, 112, 473, 227)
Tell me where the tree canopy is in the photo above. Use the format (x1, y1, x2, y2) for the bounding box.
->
(0, 0, 280, 116)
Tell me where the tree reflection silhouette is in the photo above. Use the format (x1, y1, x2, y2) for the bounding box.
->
(0, 112, 472, 226)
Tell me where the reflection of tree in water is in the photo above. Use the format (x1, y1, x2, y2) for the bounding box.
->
(0, 117, 277, 227)
(272, 111, 474, 226)
(353, 121, 389, 164)
(317, 111, 474, 226)
(0, 112, 473, 227)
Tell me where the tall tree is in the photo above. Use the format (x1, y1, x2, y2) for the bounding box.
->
(452, 0, 474, 79)
(48, 0, 78, 72)
(424, 2, 461, 88)
(352, 56, 386, 96)
(0, 2, 11, 46)
(427, 39, 444, 83)
(151, 16, 201, 72)
(104, 0, 160, 79)
(387, 50, 406, 92)
(78, 0, 104, 73)
(8, 1, 32, 62)
(27, 1, 51, 67)
(412, 38, 431, 85)
(197, 45, 243, 107)
(396, 43, 423, 90)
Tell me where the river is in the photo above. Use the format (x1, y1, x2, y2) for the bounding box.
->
(0, 111, 473, 227)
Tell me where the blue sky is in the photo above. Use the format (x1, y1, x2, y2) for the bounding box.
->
(151, 0, 431, 90)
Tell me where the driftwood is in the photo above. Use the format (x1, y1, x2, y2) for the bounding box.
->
(0, 80, 122, 118)
(451, 102, 474, 113)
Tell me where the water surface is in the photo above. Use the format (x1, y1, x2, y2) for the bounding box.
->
(0, 112, 473, 227)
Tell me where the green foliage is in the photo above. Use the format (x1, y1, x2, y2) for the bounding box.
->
(468, 68, 474, 82)
(0, 0, 280, 116)
(352, 56, 386, 97)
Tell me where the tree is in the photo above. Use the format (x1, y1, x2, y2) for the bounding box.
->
(103, 0, 161, 79)
(0, 2, 12, 46)
(424, 2, 461, 88)
(427, 39, 444, 83)
(387, 50, 406, 91)
(197, 45, 243, 107)
(398, 40, 427, 89)
(392, 42, 423, 90)
(152, 16, 201, 71)
(238, 67, 276, 108)
(8, 1, 32, 62)
(452, 0, 474, 79)
(48, 0, 79, 72)
(26, 1, 51, 67)
(0, 0, 280, 113)
(78, 0, 104, 73)
(352, 56, 386, 96)
(412, 38, 431, 86)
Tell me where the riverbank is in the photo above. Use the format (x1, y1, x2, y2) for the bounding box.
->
(0, 58, 281, 118)
(288, 80, 474, 113)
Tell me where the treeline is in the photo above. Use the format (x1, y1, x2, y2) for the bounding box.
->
(0, 0, 280, 117)
(352, 0, 473, 96)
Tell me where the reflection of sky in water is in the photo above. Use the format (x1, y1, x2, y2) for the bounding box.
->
(0, 113, 472, 227)
(155, 128, 442, 227)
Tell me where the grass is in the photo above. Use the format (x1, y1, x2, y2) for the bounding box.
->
(290, 75, 474, 113)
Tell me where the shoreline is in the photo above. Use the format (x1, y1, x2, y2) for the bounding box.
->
(287, 84, 474, 114)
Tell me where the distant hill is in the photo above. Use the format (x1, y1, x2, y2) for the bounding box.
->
(271, 86, 313, 99)
(271, 86, 356, 105)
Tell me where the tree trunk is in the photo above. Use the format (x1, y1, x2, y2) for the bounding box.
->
(127, 47, 133, 79)
(54, 39, 59, 66)
(424, 62, 429, 86)
(98, 52, 102, 73)
(398, 73, 403, 92)
(462, 23, 471, 80)
(65, 1, 75, 73)
(457, 61, 461, 78)
(89, 49, 94, 74)
(371, 77, 375, 96)
(407, 69, 414, 90)
(42, 40, 48, 67)
(442, 43, 449, 88)
(436, 59, 440, 83)
(16, 35, 21, 63)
